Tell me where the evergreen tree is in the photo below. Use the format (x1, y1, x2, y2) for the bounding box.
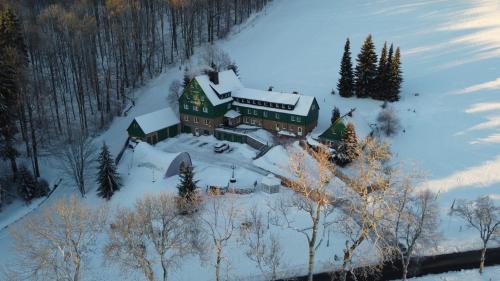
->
(337, 38, 354, 97)
(177, 163, 198, 202)
(354, 35, 378, 98)
(331, 107, 340, 124)
(334, 123, 360, 166)
(374, 42, 388, 100)
(96, 143, 121, 200)
(228, 62, 239, 77)
(388, 47, 403, 102)
(17, 165, 48, 203)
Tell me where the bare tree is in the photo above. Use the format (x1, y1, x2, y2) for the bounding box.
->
(201, 44, 232, 71)
(168, 79, 182, 114)
(200, 194, 240, 281)
(105, 193, 189, 281)
(389, 181, 439, 281)
(376, 106, 401, 137)
(57, 131, 96, 197)
(240, 206, 284, 280)
(271, 146, 336, 281)
(450, 196, 500, 274)
(335, 137, 394, 281)
(8, 196, 108, 281)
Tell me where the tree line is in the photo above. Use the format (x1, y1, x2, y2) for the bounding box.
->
(0, 0, 272, 182)
(337, 35, 403, 102)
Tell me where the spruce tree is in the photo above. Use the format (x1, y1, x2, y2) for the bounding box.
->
(335, 122, 360, 166)
(331, 107, 341, 124)
(388, 47, 403, 102)
(375, 42, 388, 100)
(337, 38, 354, 98)
(96, 143, 121, 200)
(354, 35, 378, 98)
(17, 165, 37, 203)
(177, 163, 198, 202)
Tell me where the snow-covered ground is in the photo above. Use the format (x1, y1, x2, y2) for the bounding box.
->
(399, 265, 500, 281)
(1, 0, 500, 280)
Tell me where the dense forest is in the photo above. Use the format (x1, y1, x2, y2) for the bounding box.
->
(0, 0, 271, 181)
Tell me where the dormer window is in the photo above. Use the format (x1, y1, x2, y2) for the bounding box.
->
(203, 107, 208, 113)
(281, 104, 286, 109)
(287, 105, 292, 110)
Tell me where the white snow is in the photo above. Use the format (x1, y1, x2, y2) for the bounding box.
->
(194, 70, 241, 106)
(398, 265, 500, 281)
(232, 87, 300, 106)
(233, 93, 315, 116)
(223, 109, 241, 118)
(133, 107, 179, 134)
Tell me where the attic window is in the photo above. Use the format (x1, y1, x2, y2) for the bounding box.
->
(287, 105, 292, 110)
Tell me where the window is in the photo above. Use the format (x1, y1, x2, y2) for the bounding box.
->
(275, 113, 280, 119)
(275, 123, 279, 131)
(253, 109, 258, 116)
(184, 115, 189, 122)
(298, 127, 303, 136)
(247, 109, 252, 114)
(311, 104, 316, 110)
(291, 116, 296, 121)
(264, 102, 270, 107)
(194, 117, 199, 124)
(287, 105, 292, 110)
(252, 100, 256, 105)
(184, 104, 189, 110)
(251, 119, 255, 125)
(204, 119, 209, 125)
(227, 103, 231, 109)
(297, 116, 301, 122)
(282, 104, 286, 109)
(258, 101, 262, 106)
(201, 96, 205, 101)
(193, 105, 199, 111)
(263, 111, 268, 118)
(203, 106, 208, 113)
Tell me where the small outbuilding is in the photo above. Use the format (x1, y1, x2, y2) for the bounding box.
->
(127, 108, 180, 145)
(318, 121, 346, 147)
(261, 174, 281, 194)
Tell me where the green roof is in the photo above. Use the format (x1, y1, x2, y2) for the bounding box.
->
(319, 121, 346, 141)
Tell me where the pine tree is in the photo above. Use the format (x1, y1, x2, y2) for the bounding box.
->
(331, 107, 340, 124)
(374, 42, 388, 100)
(355, 35, 378, 98)
(388, 47, 403, 102)
(335, 123, 360, 166)
(337, 38, 354, 98)
(96, 143, 121, 200)
(177, 163, 198, 202)
(17, 165, 37, 202)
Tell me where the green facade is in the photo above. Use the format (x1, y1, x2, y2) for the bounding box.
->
(319, 121, 346, 142)
(127, 120, 179, 145)
(127, 120, 145, 138)
(179, 80, 231, 119)
(214, 130, 246, 143)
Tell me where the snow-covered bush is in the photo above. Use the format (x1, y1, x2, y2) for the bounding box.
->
(376, 106, 401, 137)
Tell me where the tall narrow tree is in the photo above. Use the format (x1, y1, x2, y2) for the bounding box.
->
(96, 143, 121, 200)
(335, 122, 360, 166)
(177, 163, 198, 202)
(388, 47, 403, 102)
(337, 38, 354, 98)
(375, 42, 388, 100)
(354, 35, 378, 98)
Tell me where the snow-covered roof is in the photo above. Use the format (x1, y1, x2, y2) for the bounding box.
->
(224, 110, 241, 119)
(278, 130, 296, 137)
(261, 174, 281, 186)
(232, 88, 300, 106)
(134, 108, 179, 134)
(233, 95, 315, 116)
(194, 70, 242, 106)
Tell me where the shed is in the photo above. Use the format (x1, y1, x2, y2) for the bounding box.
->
(318, 121, 346, 147)
(127, 108, 180, 145)
(261, 174, 281, 194)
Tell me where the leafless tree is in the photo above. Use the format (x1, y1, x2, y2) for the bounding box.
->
(200, 194, 241, 281)
(450, 196, 500, 274)
(376, 106, 401, 137)
(8, 196, 108, 281)
(389, 180, 440, 281)
(57, 131, 96, 197)
(334, 136, 394, 281)
(105, 193, 189, 281)
(168, 79, 182, 113)
(240, 206, 284, 280)
(271, 146, 337, 281)
(201, 44, 232, 71)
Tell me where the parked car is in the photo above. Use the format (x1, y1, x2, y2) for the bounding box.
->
(214, 143, 230, 153)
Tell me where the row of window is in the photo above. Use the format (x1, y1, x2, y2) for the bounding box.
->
(243, 117, 303, 135)
(239, 107, 302, 122)
(234, 97, 295, 111)
(183, 115, 211, 126)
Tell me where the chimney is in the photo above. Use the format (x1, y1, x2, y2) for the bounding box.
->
(208, 71, 219, 84)
(292, 91, 299, 95)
